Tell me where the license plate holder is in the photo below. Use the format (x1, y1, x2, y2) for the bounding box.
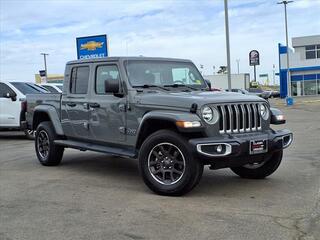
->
(250, 139, 268, 155)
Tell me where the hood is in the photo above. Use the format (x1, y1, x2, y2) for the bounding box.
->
(135, 90, 265, 109)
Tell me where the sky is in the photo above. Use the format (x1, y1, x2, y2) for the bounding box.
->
(1, 0, 320, 83)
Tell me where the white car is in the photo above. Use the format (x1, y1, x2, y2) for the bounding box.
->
(39, 83, 63, 93)
(0, 81, 48, 139)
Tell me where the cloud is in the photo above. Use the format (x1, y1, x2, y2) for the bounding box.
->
(0, 0, 319, 83)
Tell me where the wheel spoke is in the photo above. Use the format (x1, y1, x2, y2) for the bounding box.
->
(173, 169, 183, 175)
(159, 146, 166, 154)
(152, 150, 161, 159)
(166, 145, 173, 155)
(172, 150, 179, 160)
(170, 171, 175, 182)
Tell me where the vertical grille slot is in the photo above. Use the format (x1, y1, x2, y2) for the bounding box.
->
(218, 103, 262, 134)
(231, 105, 238, 132)
(217, 106, 223, 131)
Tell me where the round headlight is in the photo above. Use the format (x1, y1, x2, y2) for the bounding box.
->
(202, 106, 219, 124)
(259, 104, 269, 120)
(202, 106, 213, 123)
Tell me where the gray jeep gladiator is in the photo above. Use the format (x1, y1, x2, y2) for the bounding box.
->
(25, 57, 293, 196)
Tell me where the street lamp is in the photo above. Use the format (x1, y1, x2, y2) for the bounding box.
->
(40, 53, 49, 77)
(236, 59, 240, 74)
(224, 0, 232, 91)
(278, 0, 293, 100)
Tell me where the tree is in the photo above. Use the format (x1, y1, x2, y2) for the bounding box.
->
(217, 66, 228, 74)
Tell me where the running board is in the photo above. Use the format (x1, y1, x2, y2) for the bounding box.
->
(54, 140, 137, 158)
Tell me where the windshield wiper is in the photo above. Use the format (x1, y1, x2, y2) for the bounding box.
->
(133, 84, 170, 91)
(164, 84, 199, 91)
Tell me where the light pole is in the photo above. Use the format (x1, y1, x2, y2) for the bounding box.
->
(40, 53, 49, 78)
(224, 0, 232, 91)
(278, 0, 293, 98)
(272, 64, 276, 86)
(236, 59, 240, 74)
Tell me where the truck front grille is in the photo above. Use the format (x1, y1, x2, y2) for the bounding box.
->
(217, 103, 262, 134)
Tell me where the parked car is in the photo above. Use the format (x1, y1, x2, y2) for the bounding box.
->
(0, 81, 48, 139)
(25, 57, 292, 196)
(248, 88, 271, 99)
(39, 83, 63, 93)
(265, 90, 280, 98)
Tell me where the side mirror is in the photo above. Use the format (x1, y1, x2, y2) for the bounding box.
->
(105, 79, 123, 97)
(270, 107, 286, 124)
(4, 92, 17, 101)
(204, 79, 211, 90)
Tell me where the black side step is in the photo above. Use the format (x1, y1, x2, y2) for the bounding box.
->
(54, 140, 137, 158)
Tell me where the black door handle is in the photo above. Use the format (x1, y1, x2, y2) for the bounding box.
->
(89, 103, 100, 108)
(66, 102, 76, 107)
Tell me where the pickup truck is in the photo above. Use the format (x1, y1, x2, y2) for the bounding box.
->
(25, 57, 293, 196)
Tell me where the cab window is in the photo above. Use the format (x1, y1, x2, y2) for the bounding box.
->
(70, 66, 89, 94)
(95, 65, 120, 94)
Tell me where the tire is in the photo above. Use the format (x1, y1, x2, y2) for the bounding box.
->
(35, 121, 64, 166)
(139, 129, 203, 196)
(230, 150, 283, 179)
(24, 129, 35, 140)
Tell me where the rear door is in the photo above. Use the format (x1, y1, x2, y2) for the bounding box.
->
(61, 65, 91, 140)
(0, 83, 21, 127)
(88, 63, 126, 144)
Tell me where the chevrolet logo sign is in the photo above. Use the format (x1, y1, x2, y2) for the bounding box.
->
(80, 41, 104, 51)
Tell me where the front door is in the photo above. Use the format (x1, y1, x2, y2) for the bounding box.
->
(62, 65, 91, 140)
(88, 63, 126, 144)
(0, 83, 20, 127)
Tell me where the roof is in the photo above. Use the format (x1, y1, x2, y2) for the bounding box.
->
(292, 35, 320, 48)
(66, 56, 192, 65)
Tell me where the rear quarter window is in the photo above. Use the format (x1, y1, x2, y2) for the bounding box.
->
(70, 66, 89, 94)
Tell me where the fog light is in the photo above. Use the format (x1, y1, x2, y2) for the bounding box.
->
(282, 134, 293, 149)
(196, 143, 232, 157)
(216, 145, 223, 153)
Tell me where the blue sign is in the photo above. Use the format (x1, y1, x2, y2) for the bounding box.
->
(76, 34, 108, 59)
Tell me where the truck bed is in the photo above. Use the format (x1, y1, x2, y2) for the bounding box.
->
(26, 93, 62, 128)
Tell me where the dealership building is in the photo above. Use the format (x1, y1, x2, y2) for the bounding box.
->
(279, 35, 320, 97)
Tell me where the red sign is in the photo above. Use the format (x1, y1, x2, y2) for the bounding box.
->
(249, 50, 260, 66)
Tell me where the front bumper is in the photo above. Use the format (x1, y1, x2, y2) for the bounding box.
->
(189, 129, 293, 169)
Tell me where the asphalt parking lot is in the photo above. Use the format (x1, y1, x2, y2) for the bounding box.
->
(0, 100, 319, 240)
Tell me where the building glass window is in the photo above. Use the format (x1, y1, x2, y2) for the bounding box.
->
(291, 82, 297, 96)
(291, 80, 304, 96)
(305, 45, 320, 59)
(303, 80, 317, 95)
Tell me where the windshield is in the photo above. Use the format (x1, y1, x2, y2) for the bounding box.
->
(125, 60, 207, 89)
(10, 82, 48, 94)
(56, 85, 63, 91)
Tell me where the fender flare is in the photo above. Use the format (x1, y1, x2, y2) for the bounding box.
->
(135, 110, 203, 146)
(33, 105, 64, 135)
